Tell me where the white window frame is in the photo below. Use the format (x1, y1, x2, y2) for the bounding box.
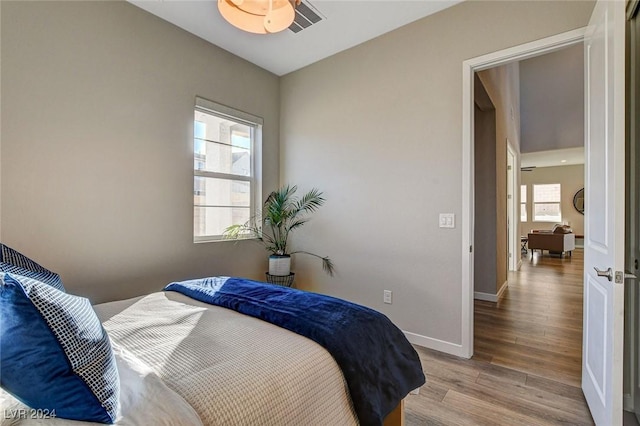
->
(193, 97, 262, 243)
(532, 183, 562, 223)
(520, 184, 527, 222)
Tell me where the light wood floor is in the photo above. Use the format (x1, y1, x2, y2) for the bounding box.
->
(405, 248, 595, 425)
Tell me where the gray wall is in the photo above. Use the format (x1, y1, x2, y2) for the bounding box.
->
(280, 1, 593, 347)
(520, 164, 585, 236)
(474, 101, 497, 296)
(473, 71, 500, 297)
(1, 1, 281, 303)
(476, 62, 522, 297)
(1, 0, 595, 352)
(0, 1, 2, 243)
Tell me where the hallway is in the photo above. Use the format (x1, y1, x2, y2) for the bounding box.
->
(405, 249, 594, 425)
(474, 249, 584, 387)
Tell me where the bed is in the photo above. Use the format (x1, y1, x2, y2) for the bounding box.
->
(0, 266, 424, 426)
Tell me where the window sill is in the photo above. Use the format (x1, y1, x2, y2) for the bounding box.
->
(194, 236, 257, 244)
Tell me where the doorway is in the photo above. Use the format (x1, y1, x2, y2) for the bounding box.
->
(461, 26, 586, 356)
(464, 4, 632, 422)
(470, 38, 587, 393)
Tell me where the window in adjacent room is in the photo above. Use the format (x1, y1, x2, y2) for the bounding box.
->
(532, 183, 562, 222)
(520, 184, 527, 222)
(193, 97, 262, 242)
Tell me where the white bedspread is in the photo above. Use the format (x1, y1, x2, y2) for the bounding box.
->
(94, 291, 358, 426)
(0, 343, 203, 426)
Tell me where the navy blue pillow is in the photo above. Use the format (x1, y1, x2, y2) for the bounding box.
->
(0, 243, 65, 292)
(0, 273, 120, 424)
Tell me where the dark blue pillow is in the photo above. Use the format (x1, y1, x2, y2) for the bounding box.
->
(0, 243, 65, 292)
(0, 273, 120, 424)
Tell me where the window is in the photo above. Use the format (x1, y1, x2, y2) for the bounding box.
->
(533, 183, 562, 222)
(520, 185, 527, 222)
(193, 97, 262, 242)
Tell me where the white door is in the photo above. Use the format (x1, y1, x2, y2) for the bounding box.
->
(582, 1, 626, 425)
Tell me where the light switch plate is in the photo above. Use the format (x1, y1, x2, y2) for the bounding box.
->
(439, 213, 455, 228)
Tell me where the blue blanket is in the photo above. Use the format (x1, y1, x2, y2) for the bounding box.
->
(164, 276, 425, 426)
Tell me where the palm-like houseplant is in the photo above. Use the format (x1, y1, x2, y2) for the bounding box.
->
(224, 185, 334, 276)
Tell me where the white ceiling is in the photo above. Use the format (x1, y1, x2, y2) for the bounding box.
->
(127, 0, 461, 76)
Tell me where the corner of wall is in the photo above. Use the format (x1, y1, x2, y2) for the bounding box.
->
(1, 0, 3, 243)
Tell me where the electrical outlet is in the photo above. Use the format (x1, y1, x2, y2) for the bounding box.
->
(383, 290, 392, 304)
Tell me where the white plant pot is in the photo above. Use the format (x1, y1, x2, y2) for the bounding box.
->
(269, 255, 291, 276)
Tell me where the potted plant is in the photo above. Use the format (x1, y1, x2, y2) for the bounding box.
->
(224, 185, 334, 277)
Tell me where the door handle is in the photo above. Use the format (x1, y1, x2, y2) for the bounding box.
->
(625, 270, 638, 280)
(594, 267, 613, 281)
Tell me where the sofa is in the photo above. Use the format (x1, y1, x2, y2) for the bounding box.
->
(527, 225, 576, 257)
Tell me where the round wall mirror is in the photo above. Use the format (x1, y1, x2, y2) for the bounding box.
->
(573, 188, 584, 215)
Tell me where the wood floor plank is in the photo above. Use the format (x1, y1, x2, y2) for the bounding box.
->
(475, 373, 592, 423)
(406, 392, 495, 426)
(442, 390, 549, 426)
(405, 249, 593, 425)
(427, 371, 590, 425)
(514, 334, 582, 356)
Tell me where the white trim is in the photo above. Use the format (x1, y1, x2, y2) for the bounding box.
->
(461, 27, 587, 358)
(507, 143, 518, 272)
(193, 98, 263, 244)
(195, 96, 264, 126)
(474, 292, 498, 302)
(461, 52, 474, 360)
(403, 331, 469, 359)
(474, 280, 508, 303)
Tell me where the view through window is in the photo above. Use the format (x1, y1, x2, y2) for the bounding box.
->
(193, 99, 262, 242)
(533, 183, 562, 222)
(520, 184, 527, 222)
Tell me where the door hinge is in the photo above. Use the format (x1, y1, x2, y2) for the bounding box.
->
(470, 245, 473, 253)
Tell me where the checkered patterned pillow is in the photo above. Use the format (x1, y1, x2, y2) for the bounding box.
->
(0, 273, 120, 424)
(0, 244, 65, 292)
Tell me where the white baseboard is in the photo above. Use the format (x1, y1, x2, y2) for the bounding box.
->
(474, 281, 508, 302)
(474, 291, 498, 302)
(497, 280, 508, 300)
(403, 330, 468, 358)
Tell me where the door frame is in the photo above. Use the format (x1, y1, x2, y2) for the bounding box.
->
(461, 27, 586, 358)
(626, 0, 640, 416)
(507, 142, 519, 272)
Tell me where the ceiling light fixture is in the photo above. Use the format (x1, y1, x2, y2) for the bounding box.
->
(560, 160, 567, 163)
(218, 0, 301, 34)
